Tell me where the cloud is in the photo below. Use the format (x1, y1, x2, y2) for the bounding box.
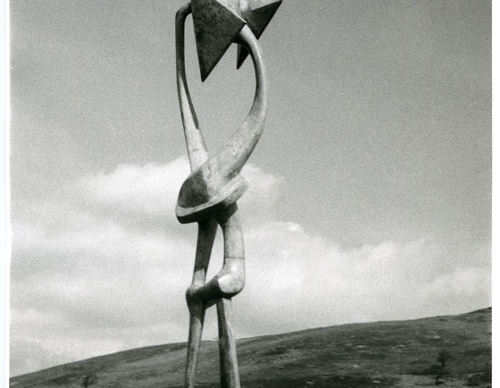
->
(9, 158, 491, 376)
(235, 228, 490, 337)
(77, 160, 186, 218)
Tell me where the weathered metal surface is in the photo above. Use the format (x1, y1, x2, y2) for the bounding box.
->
(191, 0, 245, 81)
(191, 0, 282, 80)
(176, 22, 267, 225)
(174, 2, 281, 387)
(237, 0, 282, 68)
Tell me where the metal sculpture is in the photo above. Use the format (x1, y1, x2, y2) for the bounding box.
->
(175, 1, 282, 387)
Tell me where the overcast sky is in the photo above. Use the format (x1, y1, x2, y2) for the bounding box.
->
(9, 0, 491, 377)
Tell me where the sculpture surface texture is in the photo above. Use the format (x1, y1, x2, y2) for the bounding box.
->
(175, 1, 282, 387)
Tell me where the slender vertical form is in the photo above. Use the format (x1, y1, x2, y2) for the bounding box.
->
(217, 298, 241, 388)
(176, 5, 218, 385)
(174, 2, 282, 387)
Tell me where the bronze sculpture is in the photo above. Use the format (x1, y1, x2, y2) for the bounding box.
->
(175, 1, 282, 387)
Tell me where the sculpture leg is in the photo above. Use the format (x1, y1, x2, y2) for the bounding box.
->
(185, 218, 217, 388)
(217, 298, 241, 388)
(185, 299, 205, 388)
(184, 204, 245, 388)
(215, 204, 244, 388)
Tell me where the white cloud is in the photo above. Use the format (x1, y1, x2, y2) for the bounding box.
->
(237, 164, 284, 224)
(77, 160, 187, 219)
(232, 223, 490, 337)
(9, 158, 491, 376)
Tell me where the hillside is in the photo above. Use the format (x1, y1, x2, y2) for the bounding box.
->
(10, 308, 491, 387)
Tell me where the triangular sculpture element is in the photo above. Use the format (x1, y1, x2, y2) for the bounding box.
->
(192, 0, 246, 81)
(237, 0, 282, 69)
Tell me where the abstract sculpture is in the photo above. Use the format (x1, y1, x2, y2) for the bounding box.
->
(175, 1, 282, 387)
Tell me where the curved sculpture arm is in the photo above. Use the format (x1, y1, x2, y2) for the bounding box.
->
(176, 3, 209, 172)
(211, 24, 268, 180)
(176, 24, 268, 223)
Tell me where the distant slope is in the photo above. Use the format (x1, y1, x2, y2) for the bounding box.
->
(10, 308, 491, 388)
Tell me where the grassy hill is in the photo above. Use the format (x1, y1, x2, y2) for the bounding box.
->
(10, 308, 491, 387)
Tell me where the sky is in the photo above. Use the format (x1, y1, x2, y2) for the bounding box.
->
(8, 0, 491, 378)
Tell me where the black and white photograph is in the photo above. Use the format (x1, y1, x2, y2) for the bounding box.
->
(7, 1, 492, 387)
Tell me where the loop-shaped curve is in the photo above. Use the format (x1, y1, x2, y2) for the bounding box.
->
(175, 5, 268, 224)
